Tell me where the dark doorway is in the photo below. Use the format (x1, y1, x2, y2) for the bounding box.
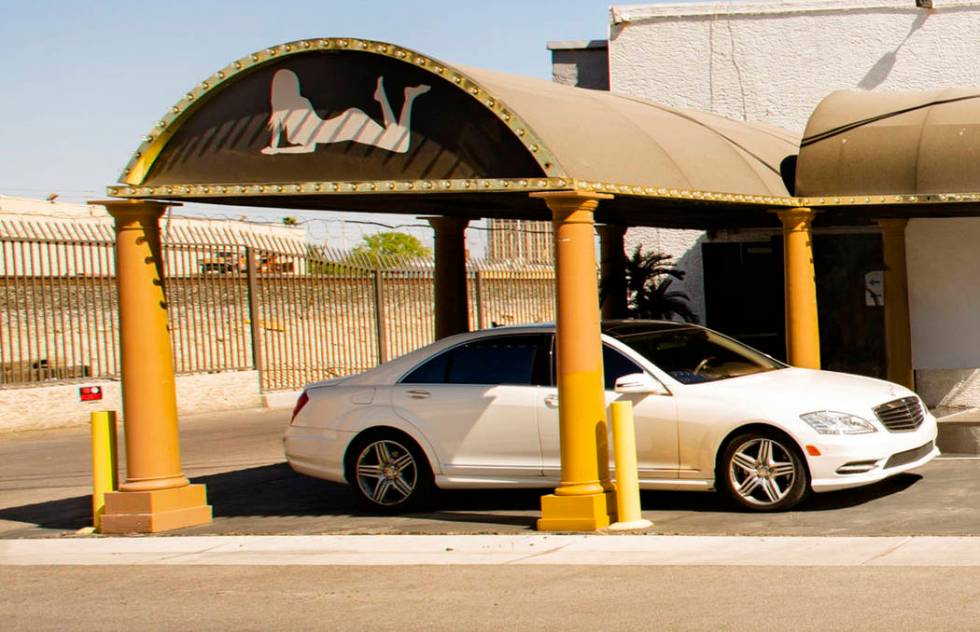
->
(812, 233, 885, 378)
(702, 234, 885, 378)
(702, 239, 786, 361)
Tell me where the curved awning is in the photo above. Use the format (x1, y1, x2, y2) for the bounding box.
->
(797, 88, 980, 197)
(109, 38, 799, 228)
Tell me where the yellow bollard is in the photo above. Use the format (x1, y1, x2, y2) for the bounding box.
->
(91, 411, 119, 532)
(609, 401, 653, 531)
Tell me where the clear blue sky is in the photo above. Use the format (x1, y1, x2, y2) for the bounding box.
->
(0, 1, 678, 248)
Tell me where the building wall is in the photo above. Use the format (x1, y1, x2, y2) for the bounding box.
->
(609, 0, 980, 131)
(547, 40, 610, 90)
(607, 0, 980, 404)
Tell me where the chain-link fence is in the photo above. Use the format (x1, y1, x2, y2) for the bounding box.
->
(1, 220, 557, 391)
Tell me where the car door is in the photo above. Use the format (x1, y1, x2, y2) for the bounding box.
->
(392, 333, 551, 480)
(538, 337, 679, 480)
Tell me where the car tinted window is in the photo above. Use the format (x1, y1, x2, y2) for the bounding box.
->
(401, 334, 550, 386)
(401, 350, 450, 384)
(607, 326, 784, 384)
(602, 345, 645, 390)
(448, 336, 543, 385)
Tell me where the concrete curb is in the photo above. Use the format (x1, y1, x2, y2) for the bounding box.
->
(4, 535, 980, 566)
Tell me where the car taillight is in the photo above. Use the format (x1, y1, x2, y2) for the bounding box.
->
(290, 392, 309, 426)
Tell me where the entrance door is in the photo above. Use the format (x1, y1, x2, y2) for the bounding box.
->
(813, 234, 885, 378)
(702, 235, 885, 378)
(702, 240, 786, 360)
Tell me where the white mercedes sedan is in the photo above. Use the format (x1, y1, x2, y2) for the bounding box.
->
(284, 321, 938, 513)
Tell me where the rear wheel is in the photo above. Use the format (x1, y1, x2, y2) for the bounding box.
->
(719, 431, 809, 511)
(346, 432, 433, 512)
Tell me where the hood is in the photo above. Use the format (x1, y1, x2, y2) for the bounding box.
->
(688, 367, 917, 418)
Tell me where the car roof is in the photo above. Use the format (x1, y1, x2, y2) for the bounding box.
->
(484, 319, 696, 336)
(334, 319, 701, 387)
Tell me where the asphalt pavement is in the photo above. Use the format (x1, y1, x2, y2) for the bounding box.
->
(2, 407, 980, 538)
(6, 408, 980, 631)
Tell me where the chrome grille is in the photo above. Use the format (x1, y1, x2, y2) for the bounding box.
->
(873, 396, 925, 432)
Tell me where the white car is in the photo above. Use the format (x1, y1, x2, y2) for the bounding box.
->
(284, 321, 939, 513)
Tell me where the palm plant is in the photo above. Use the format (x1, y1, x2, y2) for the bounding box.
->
(600, 246, 699, 323)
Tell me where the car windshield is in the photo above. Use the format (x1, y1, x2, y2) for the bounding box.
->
(607, 325, 786, 385)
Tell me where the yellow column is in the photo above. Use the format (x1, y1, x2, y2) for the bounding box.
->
(776, 207, 821, 369)
(877, 219, 914, 389)
(598, 223, 628, 320)
(93, 200, 211, 533)
(428, 217, 470, 339)
(532, 191, 616, 531)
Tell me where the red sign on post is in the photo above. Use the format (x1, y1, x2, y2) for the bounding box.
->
(80, 386, 103, 402)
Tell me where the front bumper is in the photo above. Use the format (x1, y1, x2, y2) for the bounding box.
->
(807, 414, 940, 493)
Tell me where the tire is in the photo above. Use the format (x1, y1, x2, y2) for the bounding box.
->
(345, 431, 434, 512)
(719, 430, 809, 512)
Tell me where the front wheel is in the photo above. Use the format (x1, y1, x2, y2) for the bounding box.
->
(719, 431, 809, 512)
(346, 432, 433, 512)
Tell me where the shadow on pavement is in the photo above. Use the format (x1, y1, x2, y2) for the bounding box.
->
(0, 463, 925, 534)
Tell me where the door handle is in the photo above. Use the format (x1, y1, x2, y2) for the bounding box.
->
(544, 395, 559, 408)
(407, 390, 431, 399)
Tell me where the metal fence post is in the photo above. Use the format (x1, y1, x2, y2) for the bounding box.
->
(474, 269, 487, 330)
(373, 268, 388, 364)
(245, 248, 264, 381)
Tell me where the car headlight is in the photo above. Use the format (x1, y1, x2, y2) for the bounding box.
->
(800, 411, 878, 435)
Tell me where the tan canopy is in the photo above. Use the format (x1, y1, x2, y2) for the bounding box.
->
(459, 64, 797, 197)
(111, 38, 797, 228)
(797, 88, 980, 197)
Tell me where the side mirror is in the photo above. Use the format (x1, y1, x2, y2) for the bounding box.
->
(614, 372, 668, 395)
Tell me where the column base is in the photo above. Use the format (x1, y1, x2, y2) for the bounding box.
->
(537, 491, 616, 532)
(99, 484, 212, 534)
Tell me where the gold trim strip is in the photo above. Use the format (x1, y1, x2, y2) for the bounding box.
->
(120, 37, 565, 186)
(107, 177, 798, 206)
(109, 177, 572, 199)
(800, 192, 980, 206)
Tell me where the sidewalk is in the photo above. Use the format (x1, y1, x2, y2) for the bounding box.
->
(5, 534, 980, 566)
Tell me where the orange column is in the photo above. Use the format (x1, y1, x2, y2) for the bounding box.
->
(532, 191, 615, 531)
(94, 199, 211, 533)
(598, 223, 628, 320)
(877, 219, 914, 389)
(776, 207, 821, 369)
(428, 217, 470, 339)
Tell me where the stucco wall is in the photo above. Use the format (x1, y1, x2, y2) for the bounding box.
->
(609, 0, 980, 131)
(626, 227, 707, 322)
(607, 1, 980, 404)
(0, 371, 263, 433)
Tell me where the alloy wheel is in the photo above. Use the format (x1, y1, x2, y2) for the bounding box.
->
(727, 437, 799, 508)
(355, 439, 419, 507)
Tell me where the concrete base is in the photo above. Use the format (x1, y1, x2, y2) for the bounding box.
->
(537, 492, 615, 532)
(608, 519, 654, 531)
(100, 484, 212, 534)
(936, 410, 980, 455)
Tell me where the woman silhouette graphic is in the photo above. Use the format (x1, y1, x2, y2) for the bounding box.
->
(261, 69, 431, 155)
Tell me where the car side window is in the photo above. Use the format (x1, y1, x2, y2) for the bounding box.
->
(546, 340, 647, 390)
(602, 344, 645, 390)
(401, 334, 551, 386)
(401, 350, 450, 384)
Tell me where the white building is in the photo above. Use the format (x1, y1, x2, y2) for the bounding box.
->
(554, 0, 980, 407)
